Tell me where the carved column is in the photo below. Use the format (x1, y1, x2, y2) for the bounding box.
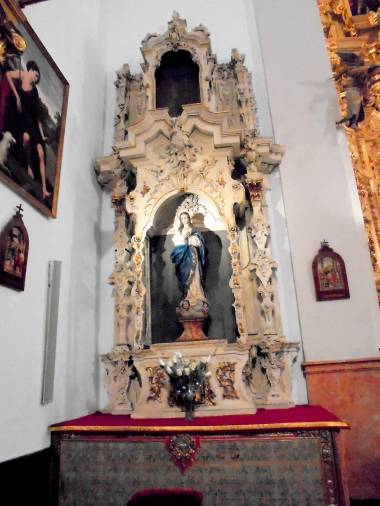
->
(242, 134, 283, 339)
(241, 133, 299, 408)
(96, 157, 138, 348)
(109, 201, 136, 346)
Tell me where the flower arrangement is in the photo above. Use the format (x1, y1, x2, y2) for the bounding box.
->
(159, 351, 212, 420)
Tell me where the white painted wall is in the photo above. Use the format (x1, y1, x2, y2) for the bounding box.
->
(253, 0, 380, 360)
(0, 0, 105, 462)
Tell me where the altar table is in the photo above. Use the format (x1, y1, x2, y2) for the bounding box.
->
(50, 405, 348, 506)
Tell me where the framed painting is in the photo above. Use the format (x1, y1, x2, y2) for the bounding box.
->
(0, 0, 68, 218)
(312, 241, 350, 301)
(18, 1, 50, 6)
(0, 204, 29, 290)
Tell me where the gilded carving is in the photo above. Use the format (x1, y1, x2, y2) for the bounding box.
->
(199, 378, 217, 406)
(318, 0, 357, 37)
(318, 0, 380, 299)
(216, 362, 239, 399)
(146, 366, 166, 402)
(166, 434, 201, 474)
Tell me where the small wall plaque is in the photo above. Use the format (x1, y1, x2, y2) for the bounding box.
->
(0, 203, 29, 290)
(312, 241, 350, 301)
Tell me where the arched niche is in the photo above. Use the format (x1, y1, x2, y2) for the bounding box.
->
(146, 192, 236, 344)
(155, 50, 201, 117)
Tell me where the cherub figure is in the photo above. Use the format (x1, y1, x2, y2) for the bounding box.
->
(334, 51, 380, 128)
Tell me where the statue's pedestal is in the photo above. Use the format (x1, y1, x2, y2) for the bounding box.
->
(177, 320, 207, 341)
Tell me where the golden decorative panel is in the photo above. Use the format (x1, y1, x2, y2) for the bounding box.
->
(318, 0, 380, 300)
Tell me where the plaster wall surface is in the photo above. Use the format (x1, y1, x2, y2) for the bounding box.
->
(253, 0, 380, 360)
(0, 0, 105, 462)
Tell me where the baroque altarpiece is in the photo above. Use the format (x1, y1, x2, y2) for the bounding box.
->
(318, 0, 380, 300)
(96, 13, 299, 418)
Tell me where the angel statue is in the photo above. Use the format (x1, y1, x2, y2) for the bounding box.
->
(335, 51, 380, 128)
(171, 211, 207, 304)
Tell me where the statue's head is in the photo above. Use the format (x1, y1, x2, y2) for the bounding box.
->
(179, 211, 192, 230)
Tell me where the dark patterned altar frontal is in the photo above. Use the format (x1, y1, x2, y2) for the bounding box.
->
(50, 406, 347, 505)
(58, 437, 325, 505)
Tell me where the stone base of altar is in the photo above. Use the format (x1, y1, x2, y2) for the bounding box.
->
(102, 339, 299, 419)
(131, 340, 259, 419)
(50, 405, 348, 506)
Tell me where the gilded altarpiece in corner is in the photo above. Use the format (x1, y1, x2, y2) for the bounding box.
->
(96, 13, 299, 419)
(318, 0, 380, 301)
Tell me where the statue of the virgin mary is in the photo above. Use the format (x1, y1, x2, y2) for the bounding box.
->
(169, 198, 210, 341)
(170, 211, 207, 305)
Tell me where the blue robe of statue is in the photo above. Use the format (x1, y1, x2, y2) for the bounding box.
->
(170, 231, 206, 297)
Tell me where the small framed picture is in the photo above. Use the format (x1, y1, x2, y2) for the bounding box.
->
(0, 204, 29, 290)
(312, 241, 350, 301)
(0, 0, 69, 218)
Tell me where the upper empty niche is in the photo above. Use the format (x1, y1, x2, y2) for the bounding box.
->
(155, 50, 200, 117)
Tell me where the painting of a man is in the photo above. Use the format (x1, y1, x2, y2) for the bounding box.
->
(5, 61, 50, 199)
(0, 0, 68, 217)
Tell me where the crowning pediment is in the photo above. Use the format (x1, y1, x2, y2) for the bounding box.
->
(98, 103, 241, 177)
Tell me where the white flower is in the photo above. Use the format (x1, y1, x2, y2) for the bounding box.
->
(205, 371, 212, 377)
(184, 367, 190, 376)
(172, 355, 178, 364)
(176, 368, 183, 376)
(165, 366, 173, 375)
(159, 358, 165, 367)
(176, 351, 183, 358)
(190, 362, 196, 371)
(167, 360, 173, 367)
(183, 358, 190, 366)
